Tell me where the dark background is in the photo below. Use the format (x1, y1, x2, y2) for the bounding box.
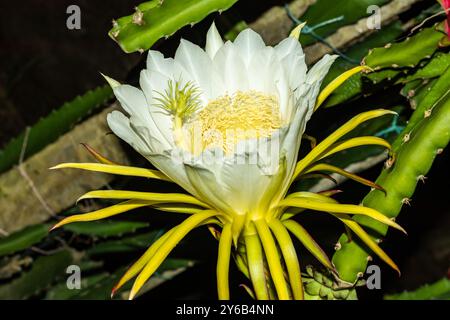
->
(0, 0, 448, 299)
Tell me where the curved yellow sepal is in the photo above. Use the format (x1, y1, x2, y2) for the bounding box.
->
(319, 136, 391, 160)
(278, 196, 406, 234)
(50, 162, 171, 182)
(269, 219, 304, 300)
(254, 219, 290, 300)
(289, 22, 307, 40)
(292, 109, 396, 181)
(50, 200, 150, 231)
(217, 223, 233, 300)
(128, 210, 218, 300)
(332, 213, 400, 275)
(283, 219, 333, 271)
(77, 190, 210, 208)
(315, 66, 372, 111)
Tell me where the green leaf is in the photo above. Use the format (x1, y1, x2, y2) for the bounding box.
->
(365, 24, 444, 69)
(299, 0, 390, 46)
(86, 231, 164, 256)
(404, 52, 450, 82)
(0, 224, 51, 257)
(0, 85, 112, 173)
(322, 22, 404, 108)
(63, 220, 149, 238)
(45, 272, 110, 300)
(384, 278, 450, 300)
(0, 250, 75, 299)
(47, 259, 194, 300)
(109, 0, 238, 53)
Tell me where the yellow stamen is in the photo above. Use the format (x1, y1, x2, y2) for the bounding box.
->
(192, 90, 282, 153)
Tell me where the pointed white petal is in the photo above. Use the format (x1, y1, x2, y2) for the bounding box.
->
(101, 74, 121, 88)
(213, 42, 249, 94)
(113, 84, 149, 121)
(304, 54, 338, 120)
(205, 22, 224, 59)
(107, 111, 151, 154)
(282, 52, 307, 90)
(145, 152, 200, 198)
(275, 37, 304, 60)
(175, 39, 213, 102)
(247, 47, 278, 94)
(139, 70, 175, 149)
(233, 28, 266, 67)
(146, 50, 175, 76)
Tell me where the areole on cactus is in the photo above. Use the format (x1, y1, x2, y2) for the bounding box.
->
(49, 23, 404, 300)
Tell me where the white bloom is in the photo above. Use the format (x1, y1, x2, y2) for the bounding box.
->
(106, 23, 337, 233)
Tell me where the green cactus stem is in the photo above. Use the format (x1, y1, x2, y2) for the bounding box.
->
(332, 79, 450, 283)
(109, 0, 238, 53)
(364, 23, 444, 69)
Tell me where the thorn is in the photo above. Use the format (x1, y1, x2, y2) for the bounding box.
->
(402, 198, 412, 206)
(407, 90, 415, 98)
(384, 43, 392, 48)
(392, 64, 399, 68)
(111, 287, 117, 299)
(437, 148, 444, 155)
(132, 7, 145, 26)
(417, 175, 427, 183)
(402, 133, 410, 143)
(138, 48, 144, 54)
(357, 272, 364, 278)
(424, 109, 432, 118)
(111, 30, 120, 38)
(366, 256, 373, 262)
(384, 157, 395, 169)
(128, 290, 136, 300)
(112, 19, 118, 28)
(334, 242, 342, 251)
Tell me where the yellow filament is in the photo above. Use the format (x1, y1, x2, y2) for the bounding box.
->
(192, 90, 281, 153)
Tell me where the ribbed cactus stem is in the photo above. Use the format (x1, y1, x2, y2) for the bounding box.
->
(332, 84, 450, 283)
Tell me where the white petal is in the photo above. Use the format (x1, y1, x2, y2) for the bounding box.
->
(306, 54, 338, 84)
(205, 22, 224, 59)
(233, 28, 266, 67)
(276, 69, 293, 122)
(218, 160, 272, 215)
(113, 84, 149, 122)
(107, 111, 150, 154)
(146, 50, 178, 77)
(175, 39, 213, 102)
(304, 54, 338, 120)
(247, 47, 278, 93)
(184, 161, 236, 214)
(139, 70, 175, 149)
(145, 152, 200, 198)
(275, 37, 304, 60)
(282, 52, 307, 90)
(213, 42, 249, 94)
